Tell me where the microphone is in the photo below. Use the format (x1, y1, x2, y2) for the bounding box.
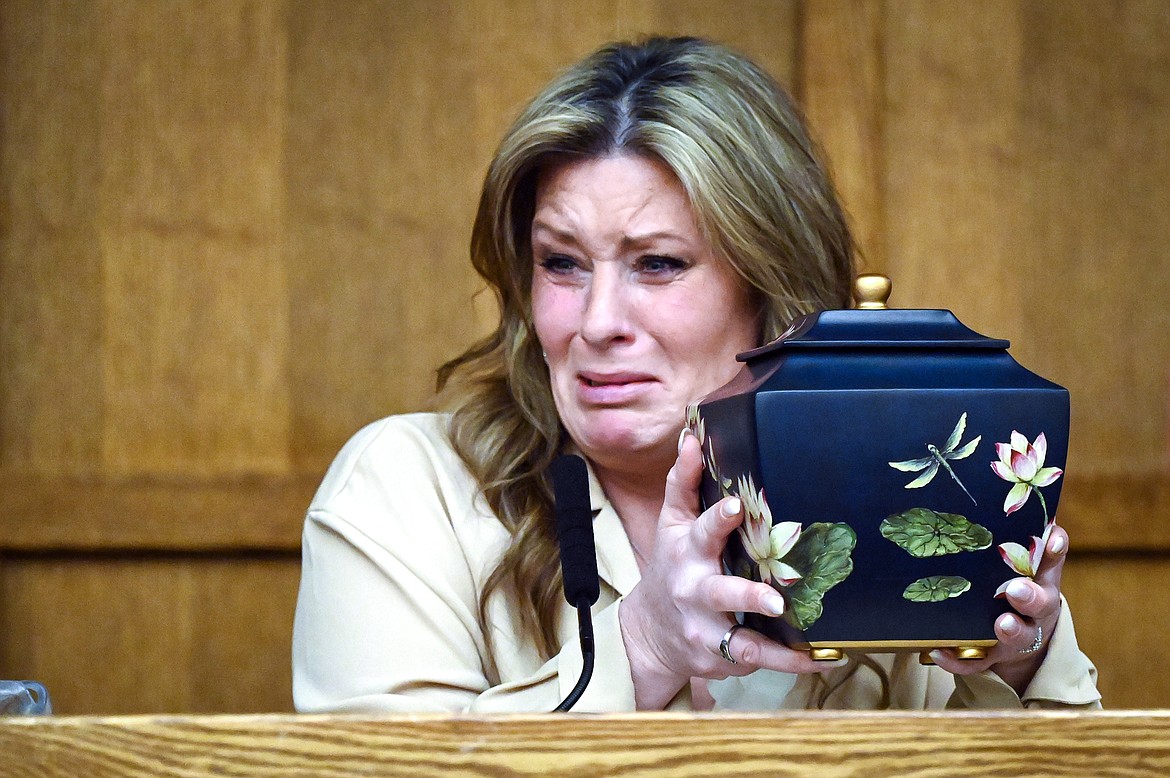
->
(549, 453, 599, 712)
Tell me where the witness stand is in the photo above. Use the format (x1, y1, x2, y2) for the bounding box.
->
(0, 711, 1167, 776)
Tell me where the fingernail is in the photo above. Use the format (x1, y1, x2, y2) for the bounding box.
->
(677, 427, 692, 454)
(1000, 613, 1022, 634)
(1049, 533, 1066, 555)
(763, 594, 786, 616)
(721, 497, 742, 517)
(1007, 579, 1033, 603)
(929, 650, 945, 664)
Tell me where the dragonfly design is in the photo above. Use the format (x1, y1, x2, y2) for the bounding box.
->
(888, 413, 981, 504)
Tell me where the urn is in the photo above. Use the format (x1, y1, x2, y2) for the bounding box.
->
(690, 275, 1068, 662)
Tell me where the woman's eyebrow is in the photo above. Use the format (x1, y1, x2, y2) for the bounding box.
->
(530, 220, 580, 245)
(619, 230, 687, 249)
(531, 221, 690, 252)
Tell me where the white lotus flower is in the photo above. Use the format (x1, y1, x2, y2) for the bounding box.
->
(735, 474, 802, 586)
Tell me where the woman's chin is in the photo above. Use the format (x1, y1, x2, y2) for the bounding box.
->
(573, 424, 675, 472)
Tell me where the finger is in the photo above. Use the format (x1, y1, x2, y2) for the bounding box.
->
(697, 574, 787, 617)
(933, 608, 1055, 676)
(1000, 576, 1059, 621)
(929, 624, 1024, 675)
(713, 626, 846, 677)
(928, 647, 993, 675)
(1002, 524, 1068, 619)
(927, 613, 1030, 676)
(660, 429, 704, 526)
(996, 611, 1043, 651)
(690, 496, 743, 557)
(1033, 523, 1069, 593)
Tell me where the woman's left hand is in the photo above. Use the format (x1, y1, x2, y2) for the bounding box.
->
(929, 523, 1069, 694)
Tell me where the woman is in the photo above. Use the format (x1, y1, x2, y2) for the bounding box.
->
(292, 37, 1100, 712)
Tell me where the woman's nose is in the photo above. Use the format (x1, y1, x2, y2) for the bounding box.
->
(580, 269, 634, 346)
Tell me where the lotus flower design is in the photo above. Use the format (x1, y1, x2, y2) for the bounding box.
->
(991, 431, 1063, 522)
(735, 474, 802, 587)
(686, 402, 731, 497)
(996, 525, 1053, 596)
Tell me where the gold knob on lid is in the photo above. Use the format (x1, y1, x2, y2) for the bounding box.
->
(854, 273, 892, 309)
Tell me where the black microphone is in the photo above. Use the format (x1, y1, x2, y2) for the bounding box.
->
(549, 453, 599, 712)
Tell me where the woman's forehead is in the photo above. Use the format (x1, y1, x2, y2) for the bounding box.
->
(531, 154, 699, 240)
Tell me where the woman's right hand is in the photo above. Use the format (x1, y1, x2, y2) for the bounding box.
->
(618, 430, 840, 710)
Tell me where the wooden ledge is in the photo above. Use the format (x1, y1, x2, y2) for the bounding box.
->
(0, 474, 317, 552)
(0, 712, 1167, 776)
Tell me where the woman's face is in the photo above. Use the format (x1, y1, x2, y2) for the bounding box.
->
(530, 154, 759, 477)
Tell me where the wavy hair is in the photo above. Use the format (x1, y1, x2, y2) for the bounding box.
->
(436, 37, 856, 669)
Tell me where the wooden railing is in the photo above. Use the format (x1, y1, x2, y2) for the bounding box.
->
(0, 712, 1168, 776)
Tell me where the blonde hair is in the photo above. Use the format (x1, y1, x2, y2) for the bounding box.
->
(437, 37, 856, 667)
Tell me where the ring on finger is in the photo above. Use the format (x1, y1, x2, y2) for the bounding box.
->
(719, 623, 746, 664)
(1018, 624, 1044, 654)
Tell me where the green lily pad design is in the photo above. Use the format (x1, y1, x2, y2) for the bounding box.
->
(880, 508, 993, 558)
(780, 522, 857, 631)
(903, 575, 972, 602)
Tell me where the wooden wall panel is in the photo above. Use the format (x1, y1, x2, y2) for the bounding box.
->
(284, 0, 485, 470)
(0, 0, 299, 715)
(0, 556, 299, 714)
(455, 0, 798, 171)
(875, 0, 1170, 479)
(1060, 554, 1170, 710)
(881, 0, 1032, 339)
(0, 1, 106, 474)
(98, 1, 291, 477)
(0, 1, 291, 478)
(799, 0, 886, 271)
(1016, 0, 1170, 474)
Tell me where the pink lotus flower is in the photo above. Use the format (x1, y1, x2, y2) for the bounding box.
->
(736, 474, 802, 587)
(991, 431, 1063, 519)
(995, 525, 1053, 597)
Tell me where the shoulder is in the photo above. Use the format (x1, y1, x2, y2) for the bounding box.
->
(310, 413, 467, 504)
(306, 412, 490, 544)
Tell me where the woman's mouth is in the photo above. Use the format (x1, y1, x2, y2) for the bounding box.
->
(576, 372, 656, 403)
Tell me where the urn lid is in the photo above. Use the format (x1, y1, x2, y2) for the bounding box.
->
(736, 273, 1009, 363)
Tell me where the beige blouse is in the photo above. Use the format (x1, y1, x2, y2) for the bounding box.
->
(292, 413, 1102, 713)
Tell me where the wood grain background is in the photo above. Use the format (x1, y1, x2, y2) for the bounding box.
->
(0, 0, 1166, 713)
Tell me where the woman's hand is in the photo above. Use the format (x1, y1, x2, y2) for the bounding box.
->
(618, 430, 837, 709)
(929, 523, 1069, 695)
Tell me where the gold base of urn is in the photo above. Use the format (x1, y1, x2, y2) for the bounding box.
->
(805, 645, 992, 663)
(919, 647, 989, 665)
(809, 648, 844, 661)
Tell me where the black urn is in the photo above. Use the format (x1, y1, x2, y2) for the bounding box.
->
(690, 275, 1068, 662)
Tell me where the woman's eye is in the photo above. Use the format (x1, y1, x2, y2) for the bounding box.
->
(539, 254, 579, 274)
(638, 254, 687, 275)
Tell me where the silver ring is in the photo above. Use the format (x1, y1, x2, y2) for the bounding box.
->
(1018, 624, 1044, 654)
(719, 623, 745, 664)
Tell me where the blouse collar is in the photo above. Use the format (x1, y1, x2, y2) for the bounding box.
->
(583, 459, 642, 597)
